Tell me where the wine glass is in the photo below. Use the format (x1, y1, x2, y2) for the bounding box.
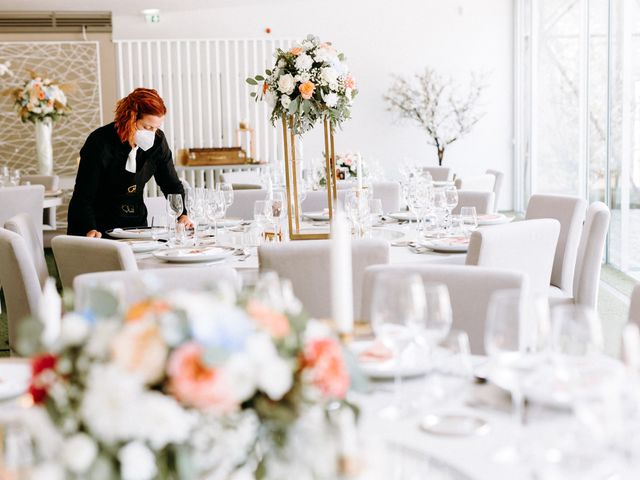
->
(460, 206, 478, 237)
(431, 188, 447, 234)
(345, 190, 370, 237)
(265, 193, 285, 242)
(206, 190, 226, 240)
(217, 182, 234, 210)
(254, 200, 269, 243)
(444, 186, 458, 228)
(166, 194, 183, 245)
(371, 272, 426, 419)
(485, 289, 544, 463)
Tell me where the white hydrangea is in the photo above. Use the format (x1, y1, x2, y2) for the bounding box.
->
(277, 74, 295, 95)
(59, 313, 90, 348)
(294, 53, 313, 72)
(324, 92, 339, 108)
(320, 67, 339, 86)
(63, 433, 97, 474)
(246, 333, 292, 400)
(280, 95, 291, 109)
(118, 441, 157, 480)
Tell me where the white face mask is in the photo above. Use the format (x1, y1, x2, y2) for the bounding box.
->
(135, 129, 155, 151)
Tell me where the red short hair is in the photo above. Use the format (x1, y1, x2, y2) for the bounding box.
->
(114, 88, 167, 145)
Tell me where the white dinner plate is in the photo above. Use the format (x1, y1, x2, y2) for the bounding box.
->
(117, 239, 163, 253)
(153, 246, 234, 263)
(350, 341, 429, 379)
(106, 227, 155, 240)
(216, 217, 243, 228)
(420, 237, 469, 253)
(0, 362, 31, 400)
(476, 213, 514, 226)
(303, 211, 330, 221)
(387, 211, 418, 222)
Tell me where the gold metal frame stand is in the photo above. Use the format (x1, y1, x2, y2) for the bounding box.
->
(282, 115, 338, 240)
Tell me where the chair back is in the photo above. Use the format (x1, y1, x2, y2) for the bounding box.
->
(629, 284, 640, 328)
(225, 189, 269, 220)
(422, 166, 452, 181)
(486, 169, 504, 207)
(51, 235, 138, 290)
(573, 202, 610, 309)
(371, 181, 402, 213)
(145, 196, 167, 226)
(0, 228, 42, 350)
(220, 171, 263, 190)
(21, 175, 60, 191)
(466, 218, 560, 297)
(4, 213, 48, 288)
(0, 185, 45, 246)
(452, 191, 495, 215)
(73, 266, 239, 309)
(525, 194, 587, 292)
(453, 174, 495, 192)
(361, 264, 527, 354)
(258, 239, 389, 319)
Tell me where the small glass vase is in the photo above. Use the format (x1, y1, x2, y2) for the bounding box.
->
(35, 118, 53, 175)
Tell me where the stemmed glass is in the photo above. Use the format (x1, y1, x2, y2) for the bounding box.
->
(217, 182, 234, 211)
(265, 192, 286, 241)
(431, 189, 448, 235)
(253, 200, 270, 243)
(345, 190, 370, 238)
(371, 272, 426, 419)
(444, 186, 458, 230)
(460, 206, 478, 237)
(206, 190, 226, 240)
(485, 289, 546, 463)
(167, 194, 184, 246)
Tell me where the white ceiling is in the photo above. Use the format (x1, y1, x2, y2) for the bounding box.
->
(0, 0, 269, 15)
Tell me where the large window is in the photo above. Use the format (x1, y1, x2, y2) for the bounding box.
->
(516, 0, 640, 278)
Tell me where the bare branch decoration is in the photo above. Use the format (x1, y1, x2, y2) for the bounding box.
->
(383, 68, 487, 166)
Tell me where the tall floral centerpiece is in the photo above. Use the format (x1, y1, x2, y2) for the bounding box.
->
(10, 72, 71, 175)
(247, 35, 357, 239)
(22, 275, 354, 479)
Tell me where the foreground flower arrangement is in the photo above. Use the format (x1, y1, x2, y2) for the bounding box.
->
(10, 71, 71, 123)
(25, 277, 352, 479)
(247, 34, 357, 134)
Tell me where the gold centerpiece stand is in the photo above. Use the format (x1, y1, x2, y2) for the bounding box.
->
(282, 115, 338, 240)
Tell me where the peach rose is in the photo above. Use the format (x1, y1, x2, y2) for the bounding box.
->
(344, 73, 356, 90)
(246, 300, 290, 339)
(319, 42, 336, 53)
(289, 47, 303, 56)
(167, 342, 237, 412)
(302, 338, 349, 399)
(126, 299, 170, 323)
(111, 320, 168, 385)
(299, 81, 315, 100)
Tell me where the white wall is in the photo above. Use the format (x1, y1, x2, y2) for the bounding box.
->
(114, 0, 514, 209)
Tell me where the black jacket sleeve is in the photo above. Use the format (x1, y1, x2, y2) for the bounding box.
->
(67, 132, 103, 235)
(153, 132, 187, 216)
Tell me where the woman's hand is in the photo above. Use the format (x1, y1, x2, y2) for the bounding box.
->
(178, 214, 193, 229)
(86, 230, 102, 238)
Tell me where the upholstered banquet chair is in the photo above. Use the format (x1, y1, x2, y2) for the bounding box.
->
(548, 202, 610, 310)
(454, 174, 495, 192)
(4, 213, 48, 288)
(466, 219, 560, 297)
(629, 284, 640, 328)
(73, 266, 239, 310)
(371, 181, 402, 213)
(0, 228, 42, 351)
(258, 239, 389, 319)
(52, 236, 138, 290)
(422, 166, 452, 182)
(361, 264, 528, 354)
(486, 169, 504, 208)
(0, 185, 45, 245)
(225, 189, 269, 220)
(525, 194, 588, 298)
(21, 174, 59, 191)
(452, 191, 495, 215)
(220, 171, 263, 190)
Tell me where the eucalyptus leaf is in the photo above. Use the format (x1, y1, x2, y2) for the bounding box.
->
(288, 97, 299, 114)
(255, 75, 265, 81)
(246, 78, 258, 86)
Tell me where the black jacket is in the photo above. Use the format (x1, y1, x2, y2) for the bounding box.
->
(67, 123, 185, 236)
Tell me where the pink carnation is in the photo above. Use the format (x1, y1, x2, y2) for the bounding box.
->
(302, 338, 350, 399)
(167, 342, 237, 413)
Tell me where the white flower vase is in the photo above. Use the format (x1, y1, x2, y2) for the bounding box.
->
(35, 118, 53, 175)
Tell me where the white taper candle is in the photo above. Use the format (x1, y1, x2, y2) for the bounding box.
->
(356, 153, 363, 191)
(331, 210, 354, 334)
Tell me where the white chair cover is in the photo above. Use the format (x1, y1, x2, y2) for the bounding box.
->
(422, 166, 452, 181)
(0, 185, 45, 245)
(361, 264, 527, 354)
(4, 213, 48, 288)
(371, 181, 402, 213)
(225, 189, 269, 220)
(220, 171, 263, 190)
(145, 196, 167, 226)
(525, 194, 587, 293)
(486, 169, 504, 208)
(629, 284, 640, 328)
(51, 235, 139, 290)
(454, 174, 495, 192)
(452, 191, 495, 215)
(73, 266, 239, 309)
(466, 219, 560, 297)
(0, 228, 42, 350)
(21, 175, 59, 191)
(258, 239, 389, 319)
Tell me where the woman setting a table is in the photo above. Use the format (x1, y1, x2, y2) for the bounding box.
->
(67, 87, 191, 238)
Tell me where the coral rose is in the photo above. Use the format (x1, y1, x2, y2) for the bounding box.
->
(289, 47, 303, 56)
(246, 300, 290, 339)
(126, 299, 170, 323)
(167, 342, 237, 412)
(299, 81, 315, 100)
(111, 320, 168, 385)
(302, 338, 349, 399)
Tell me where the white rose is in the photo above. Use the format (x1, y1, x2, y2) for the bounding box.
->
(277, 59, 286, 68)
(118, 442, 157, 480)
(280, 95, 291, 109)
(324, 92, 339, 108)
(63, 433, 98, 474)
(294, 53, 313, 72)
(329, 82, 339, 92)
(277, 74, 295, 95)
(257, 355, 292, 400)
(224, 353, 256, 402)
(320, 67, 339, 86)
(59, 313, 90, 348)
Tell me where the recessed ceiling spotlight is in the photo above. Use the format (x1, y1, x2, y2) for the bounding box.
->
(141, 8, 160, 24)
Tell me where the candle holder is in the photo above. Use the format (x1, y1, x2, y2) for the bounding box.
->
(282, 115, 338, 240)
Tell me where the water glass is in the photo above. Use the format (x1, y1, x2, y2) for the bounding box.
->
(217, 182, 234, 209)
(254, 200, 270, 242)
(460, 206, 478, 235)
